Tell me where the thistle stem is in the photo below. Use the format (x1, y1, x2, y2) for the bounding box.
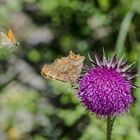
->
(107, 116, 115, 140)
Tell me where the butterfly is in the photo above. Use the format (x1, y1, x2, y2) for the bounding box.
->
(0, 29, 19, 48)
(41, 51, 85, 84)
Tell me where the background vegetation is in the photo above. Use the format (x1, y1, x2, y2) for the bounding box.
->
(0, 0, 140, 140)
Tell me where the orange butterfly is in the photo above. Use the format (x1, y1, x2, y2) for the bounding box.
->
(0, 29, 19, 48)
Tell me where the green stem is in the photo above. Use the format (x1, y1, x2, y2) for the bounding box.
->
(115, 10, 134, 56)
(107, 117, 115, 140)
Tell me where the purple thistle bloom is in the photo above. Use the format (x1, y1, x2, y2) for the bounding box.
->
(78, 52, 137, 117)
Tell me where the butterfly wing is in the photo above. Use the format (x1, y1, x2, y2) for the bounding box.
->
(41, 51, 85, 84)
(0, 32, 14, 48)
(7, 29, 19, 47)
(41, 64, 67, 82)
(7, 29, 16, 42)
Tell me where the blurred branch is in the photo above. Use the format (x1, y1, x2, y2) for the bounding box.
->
(7, 56, 49, 93)
(0, 73, 19, 91)
(115, 10, 135, 56)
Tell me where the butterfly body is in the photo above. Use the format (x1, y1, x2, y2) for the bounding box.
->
(41, 51, 85, 84)
(0, 29, 19, 48)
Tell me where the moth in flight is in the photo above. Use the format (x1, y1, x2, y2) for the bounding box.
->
(0, 29, 19, 48)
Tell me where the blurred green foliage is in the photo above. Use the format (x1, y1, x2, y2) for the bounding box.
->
(0, 0, 140, 140)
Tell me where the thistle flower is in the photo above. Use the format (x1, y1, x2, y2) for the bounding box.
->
(78, 52, 137, 117)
